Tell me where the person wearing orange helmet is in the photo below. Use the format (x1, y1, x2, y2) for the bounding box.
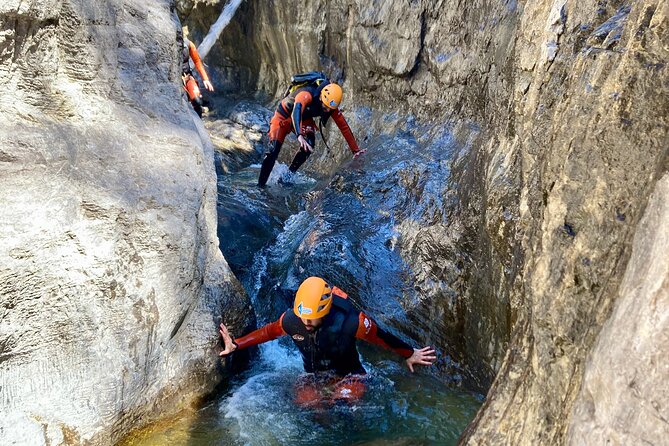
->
(257, 75, 366, 187)
(218, 277, 436, 405)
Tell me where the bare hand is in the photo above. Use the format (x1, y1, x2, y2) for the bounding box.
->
(406, 346, 436, 373)
(218, 323, 237, 356)
(353, 149, 366, 158)
(203, 80, 214, 92)
(298, 135, 313, 153)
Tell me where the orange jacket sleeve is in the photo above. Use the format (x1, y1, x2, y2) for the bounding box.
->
(234, 313, 287, 350)
(292, 91, 313, 136)
(355, 312, 414, 358)
(331, 109, 360, 153)
(188, 41, 210, 82)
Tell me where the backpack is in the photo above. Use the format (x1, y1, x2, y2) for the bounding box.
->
(282, 71, 330, 98)
(281, 71, 334, 150)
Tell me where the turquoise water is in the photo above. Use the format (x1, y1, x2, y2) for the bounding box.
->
(128, 341, 480, 446)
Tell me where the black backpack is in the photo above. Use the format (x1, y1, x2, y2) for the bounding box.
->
(282, 71, 330, 98)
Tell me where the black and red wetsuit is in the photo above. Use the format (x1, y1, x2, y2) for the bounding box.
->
(182, 38, 210, 83)
(233, 287, 414, 376)
(181, 38, 210, 117)
(257, 83, 361, 187)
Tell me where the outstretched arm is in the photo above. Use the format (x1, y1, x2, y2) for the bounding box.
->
(218, 313, 286, 357)
(188, 42, 214, 91)
(355, 312, 435, 372)
(331, 109, 364, 156)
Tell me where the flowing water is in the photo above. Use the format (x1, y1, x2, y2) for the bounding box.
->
(127, 104, 481, 445)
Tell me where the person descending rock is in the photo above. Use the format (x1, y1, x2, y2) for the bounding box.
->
(257, 72, 366, 187)
(218, 277, 436, 406)
(181, 26, 214, 117)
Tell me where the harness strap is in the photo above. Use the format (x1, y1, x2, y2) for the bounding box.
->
(318, 118, 332, 151)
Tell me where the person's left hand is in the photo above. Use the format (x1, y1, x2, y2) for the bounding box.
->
(298, 135, 313, 153)
(218, 323, 237, 357)
(203, 80, 214, 92)
(353, 149, 366, 158)
(406, 346, 436, 372)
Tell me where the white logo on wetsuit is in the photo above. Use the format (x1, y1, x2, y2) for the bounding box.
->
(363, 317, 371, 334)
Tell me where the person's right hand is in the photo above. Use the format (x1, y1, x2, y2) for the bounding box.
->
(219, 323, 237, 357)
(298, 135, 313, 153)
(353, 149, 366, 158)
(203, 80, 214, 92)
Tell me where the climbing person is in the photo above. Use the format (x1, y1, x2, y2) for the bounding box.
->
(181, 26, 214, 117)
(218, 276, 436, 406)
(257, 71, 366, 187)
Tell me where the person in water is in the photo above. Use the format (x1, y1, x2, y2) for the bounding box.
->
(257, 75, 365, 187)
(218, 276, 436, 405)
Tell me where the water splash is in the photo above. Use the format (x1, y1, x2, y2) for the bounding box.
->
(220, 345, 478, 446)
(197, 0, 244, 60)
(266, 163, 316, 188)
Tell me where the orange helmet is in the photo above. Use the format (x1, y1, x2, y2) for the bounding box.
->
(320, 83, 343, 110)
(293, 277, 333, 319)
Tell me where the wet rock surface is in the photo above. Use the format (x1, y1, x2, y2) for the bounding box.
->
(0, 1, 252, 445)
(460, 2, 669, 444)
(183, 0, 669, 444)
(203, 97, 269, 174)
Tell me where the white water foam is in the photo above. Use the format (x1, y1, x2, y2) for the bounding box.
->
(265, 163, 316, 187)
(222, 342, 307, 445)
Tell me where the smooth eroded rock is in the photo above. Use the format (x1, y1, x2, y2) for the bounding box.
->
(0, 1, 253, 444)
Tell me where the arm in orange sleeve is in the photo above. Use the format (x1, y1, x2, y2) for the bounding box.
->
(292, 91, 313, 136)
(331, 109, 360, 153)
(234, 313, 287, 350)
(355, 312, 414, 358)
(188, 41, 210, 82)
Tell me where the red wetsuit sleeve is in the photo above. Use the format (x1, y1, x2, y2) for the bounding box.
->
(188, 41, 210, 82)
(355, 312, 414, 358)
(234, 313, 287, 350)
(331, 109, 360, 153)
(292, 91, 313, 136)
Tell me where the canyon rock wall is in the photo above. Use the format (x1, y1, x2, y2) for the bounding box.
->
(182, 0, 521, 390)
(182, 0, 668, 444)
(0, 1, 252, 444)
(461, 2, 669, 444)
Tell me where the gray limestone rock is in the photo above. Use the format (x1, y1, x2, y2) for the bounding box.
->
(567, 174, 669, 446)
(204, 98, 270, 173)
(0, 1, 252, 444)
(461, 2, 669, 444)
